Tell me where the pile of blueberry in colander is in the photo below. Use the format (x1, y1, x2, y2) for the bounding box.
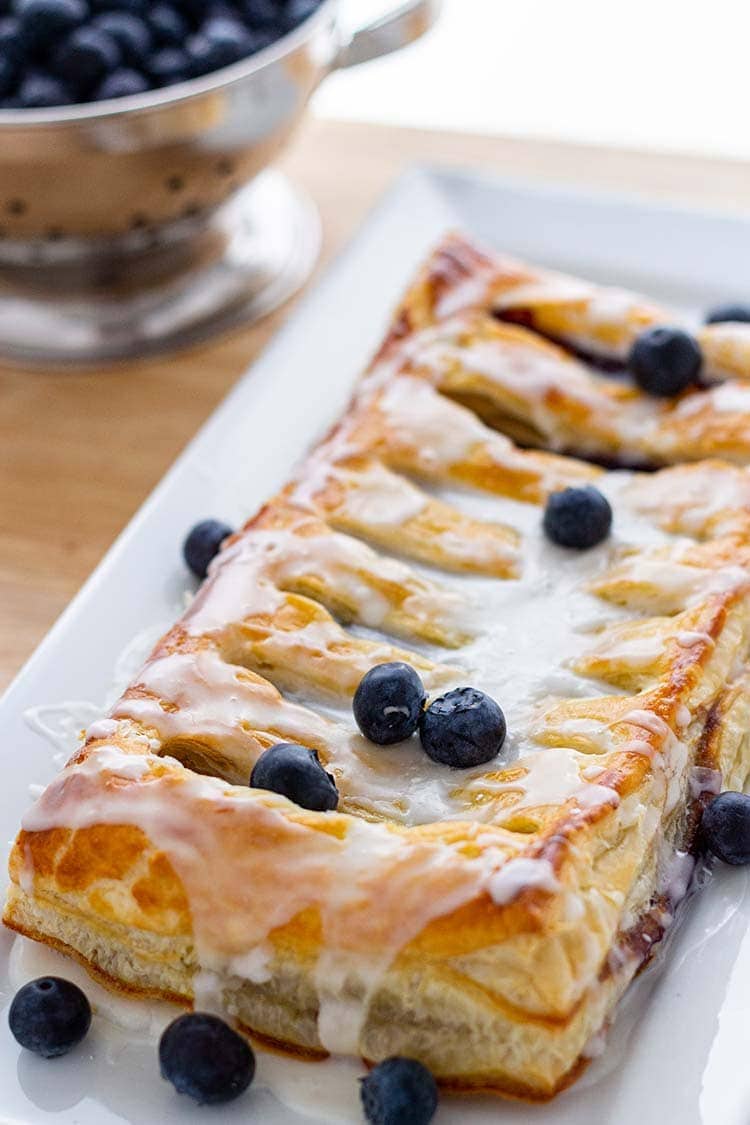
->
(0, 0, 321, 108)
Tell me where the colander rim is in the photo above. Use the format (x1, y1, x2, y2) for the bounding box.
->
(0, 0, 337, 129)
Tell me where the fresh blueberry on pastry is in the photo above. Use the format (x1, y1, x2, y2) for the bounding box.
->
(159, 1012, 255, 1104)
(360, 1056, 438, 1125)
(353, 662, 426, 745)
(250, 742, 339, 811)
(9, 977, 91, 1058)
(705, 302, 750, 325)
(543, 485, 612, 549)
(183, 517, 234, 579)
(419, 687, 506, 768)
(628, 325, 702, 397)
(700, 791, 750, 865)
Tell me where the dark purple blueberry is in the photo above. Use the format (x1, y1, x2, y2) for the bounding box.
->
(360, 1057, 439, 1125)
(628, 325, 702, 397)
(242, 0, 284, 28)
(701, 791, 750, 865)
(159, 1012, 255, 1105)
(419, 687, 506, 769)
(148, 2, 188, 45)
(187, 15, 255, 76)
(90, 12, 151, 64)
(283, 0, 320, 30)
(90, 0, 147, 13)
(9, 977, 92, 1057)
(182, 518, 233, 579)
(543, 485, 613, 550)
(705, 303, 750, 326)
(95, 66, 148, 99)
(251, 743, 338, 811)
(53, 26, 122, 93)
(14, 0, 87, 53)
(17, 70, 71, 105)
(0, 16, 25, 64)
(0, 53, 16, 96)
(353, 662, 426, 746)
(147, 45, 188, 85)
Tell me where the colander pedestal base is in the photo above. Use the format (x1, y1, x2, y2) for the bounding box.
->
(0, 171, 321, 366)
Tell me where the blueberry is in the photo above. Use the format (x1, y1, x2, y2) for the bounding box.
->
(159, 1012, 255, 1104)
(17, 70, 71, 105)
(147, 45, 188, 85)
(91, 12, 151, 64)
(700, 791, 750, 865)
(0, 16, 25, 64)
(54, 27, 122, 93)
(0, 53, 16, 96)
(250, 743, 338, 811)
(187, 15, 254, 76)
(419, 687, 506, 769)
(149, 3, 188, 45)
(90, 0, 147, 13)
(353, 662, 426, 746)
(14, 0, 87, 53)
(360, 1057, 438, 1125)
(242, 0, 284, 28)
(95, 66, 148, 99)
(705, 302, 750, 326)
(9, 977, 91, 1057)
(182, 518, 233, 579)
(283, 0, 320, 30)
(628, 325, 702, 397)
(543, 485, 612, 550)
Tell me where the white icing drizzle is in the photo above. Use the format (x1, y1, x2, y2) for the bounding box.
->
(488, 857, 560, 905)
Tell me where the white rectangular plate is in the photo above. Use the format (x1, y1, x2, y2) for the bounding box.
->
(2, 168, 750, 1125)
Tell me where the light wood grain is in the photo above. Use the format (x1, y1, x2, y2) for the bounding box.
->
(3, 118, 750, 691)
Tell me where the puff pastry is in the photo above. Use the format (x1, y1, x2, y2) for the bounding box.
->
(6, 234, 750, 1102)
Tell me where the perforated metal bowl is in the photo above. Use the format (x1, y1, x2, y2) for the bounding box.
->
(0, 0, 439, 363)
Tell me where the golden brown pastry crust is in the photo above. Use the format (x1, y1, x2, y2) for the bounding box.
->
(6, 234, 750, 1101)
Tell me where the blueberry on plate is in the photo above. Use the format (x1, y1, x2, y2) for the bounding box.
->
(705, 302, 750, 326)
(419, 687, 506, 769)
(628, 325, 702, 397)
(360, 1057, 438, 1125)
(9, 977, 91, 1058)
(182, 518, 233, 579)
(95, 67, 149, 100)
(91, 13, 152, 65)
(543, 485, 612, 550)
(700, 791, 750, 865)
(353, 662, 426, 746)
(54, 27, 123, 94)
(159, 1012, 255, 1105)
(15, 0, 87, 54)
(250, 742, 339, 811)
(17, 71, 71, 106)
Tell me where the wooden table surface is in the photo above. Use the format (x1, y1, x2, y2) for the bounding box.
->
(4, 118, 750, 692)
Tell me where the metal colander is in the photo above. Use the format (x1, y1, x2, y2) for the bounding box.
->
(0, 0, 439, 362)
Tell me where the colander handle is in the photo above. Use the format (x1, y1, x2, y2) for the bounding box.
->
(335, 0, 441, 68)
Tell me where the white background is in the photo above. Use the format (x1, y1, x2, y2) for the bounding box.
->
(316, 0, 750, 159)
